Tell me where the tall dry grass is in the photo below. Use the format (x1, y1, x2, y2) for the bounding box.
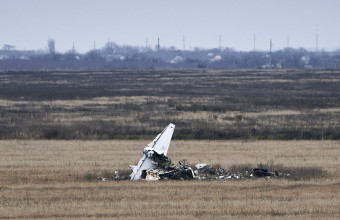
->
(0, 140, 339, 219)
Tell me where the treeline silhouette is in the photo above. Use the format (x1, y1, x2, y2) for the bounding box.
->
(1, 41, 340, 70)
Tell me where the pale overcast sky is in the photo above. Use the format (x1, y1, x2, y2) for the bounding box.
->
(1, 0, 340, 53)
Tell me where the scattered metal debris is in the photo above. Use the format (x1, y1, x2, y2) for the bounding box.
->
(97, 177, 106, 181)
(104, 162, 290, 181)
(112, 170, 119, 180)
(253, 168, 279, 177)
(98, 123, 291, 181)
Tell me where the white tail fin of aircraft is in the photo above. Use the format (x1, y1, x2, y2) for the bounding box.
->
(130, 123, 175, 180)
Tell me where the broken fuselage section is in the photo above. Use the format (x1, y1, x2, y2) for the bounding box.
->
(130, 123, 195, 181)
(130, 123, 175, 180)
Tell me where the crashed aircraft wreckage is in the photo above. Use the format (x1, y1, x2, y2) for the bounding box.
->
(128, 123, 288, 181)
(130, 123, 175, 180)
(130, 123, 194, 181)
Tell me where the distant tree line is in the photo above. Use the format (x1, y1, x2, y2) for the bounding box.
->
(1, 39, 340, 70)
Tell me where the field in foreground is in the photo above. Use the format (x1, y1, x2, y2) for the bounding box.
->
(0, 140, 339, 219)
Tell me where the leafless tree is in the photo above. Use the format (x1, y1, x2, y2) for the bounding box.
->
(2, 44, 15, 51)
(47, 38, 55, 55)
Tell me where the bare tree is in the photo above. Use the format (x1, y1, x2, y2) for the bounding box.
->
(47, 38, 55, 55)
(2, 44, 15, 51)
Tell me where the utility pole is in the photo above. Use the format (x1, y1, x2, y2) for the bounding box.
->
(183, 35, 185, 51)
(287, 34, 290, 48)
(316, 25, 319, 52)
(94, 40, 96, 51)
(145, 37, 148, 50)
(72, 42, 75, 54)
(269, 39, 273, 68)
(157, 37, 160, 63)
(107, 37, 111, 50)
(253, 35, 256, 68)
(219, 35, 222, 51)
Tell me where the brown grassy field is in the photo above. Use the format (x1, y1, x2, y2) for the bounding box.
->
(0, 69, 339, 218)
(0, 140, 339, 219)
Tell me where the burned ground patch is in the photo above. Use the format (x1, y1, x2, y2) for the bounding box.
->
(0, 69, 339, 140)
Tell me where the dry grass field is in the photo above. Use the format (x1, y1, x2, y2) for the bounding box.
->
(0, 140, 339, 219)
(0, 69, 339, 218)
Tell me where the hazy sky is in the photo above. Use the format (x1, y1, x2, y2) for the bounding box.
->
(1, 0, 340, 53)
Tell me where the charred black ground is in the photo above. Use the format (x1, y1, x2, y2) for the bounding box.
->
(0, 69, 339, 140)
